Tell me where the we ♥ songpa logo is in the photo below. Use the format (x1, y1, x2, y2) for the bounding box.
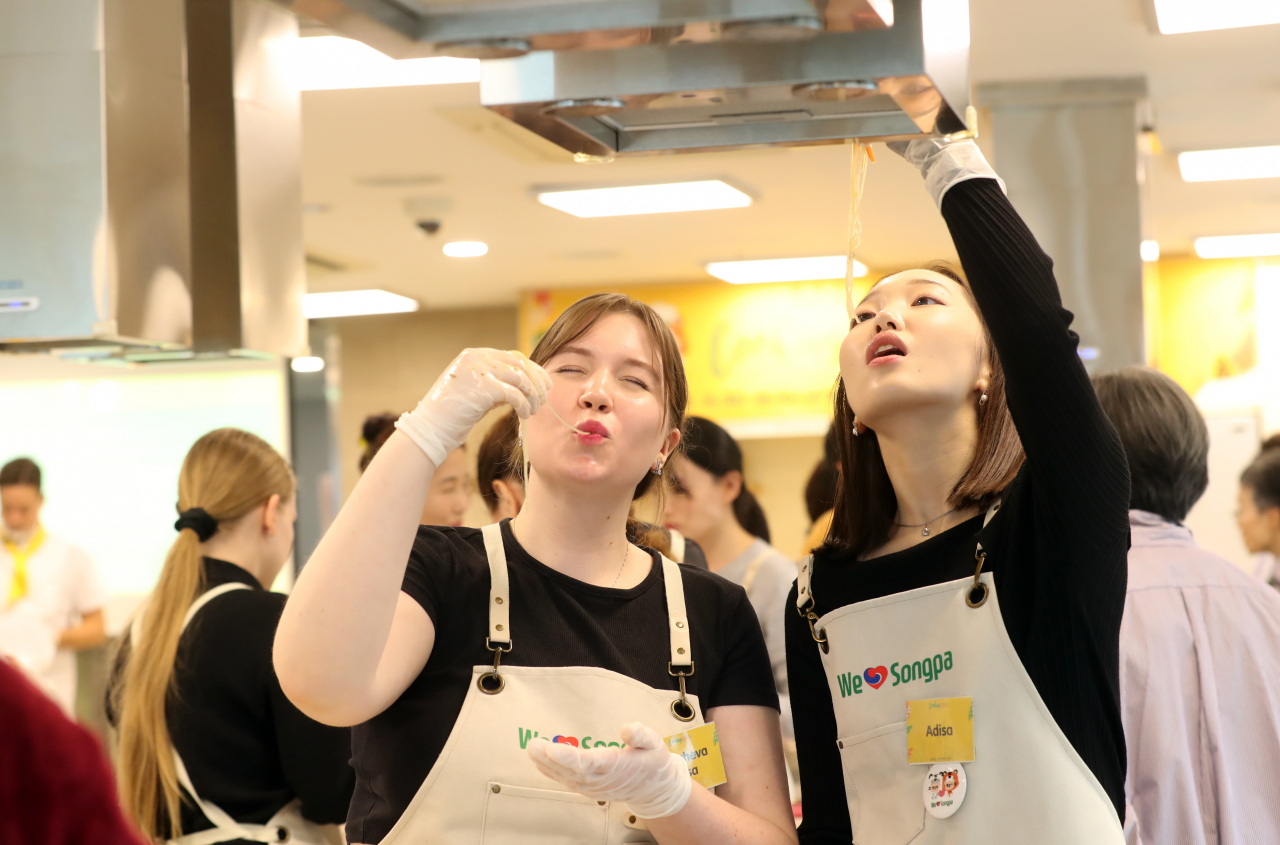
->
(863, 666, 888, 689)
(836, 651, 954, 698)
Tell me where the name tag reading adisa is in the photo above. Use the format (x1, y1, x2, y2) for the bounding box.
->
(906, 697, 974, 765)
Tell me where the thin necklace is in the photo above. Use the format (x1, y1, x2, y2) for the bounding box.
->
(894, 506, 959, 538)
(611, 542, 630, 588)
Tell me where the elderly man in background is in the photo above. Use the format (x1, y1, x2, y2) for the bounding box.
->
(0, 458, 106, 714)
(1094, 367, 1280, 845)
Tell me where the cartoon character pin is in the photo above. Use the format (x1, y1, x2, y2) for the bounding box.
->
(923, 762, 966, 819)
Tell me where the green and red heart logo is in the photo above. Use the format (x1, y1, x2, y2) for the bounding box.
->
(863, 666, 889, 689)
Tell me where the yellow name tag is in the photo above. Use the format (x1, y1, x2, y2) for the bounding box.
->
(906, 697, 974, 765)
(664, 722, 727, 789)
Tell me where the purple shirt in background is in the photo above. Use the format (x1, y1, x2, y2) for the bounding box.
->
(1121, 510, 1280, 845)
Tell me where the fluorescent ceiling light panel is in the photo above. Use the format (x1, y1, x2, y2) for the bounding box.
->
(1178, 145, 1280, 182)
(1152, 0, 1280, 34)
(292, 36, 480, 91)
(443, 241, 489, 257)
(303, 290, 420, 319)
(537, 181, 752, 218)
(1140, 240, 1161, 262)
(1194, 233, 1280, 259)
(706, 256, 868, 284)
(290, 356, 325, 373)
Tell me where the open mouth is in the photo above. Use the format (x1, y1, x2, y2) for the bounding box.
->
(866, 331, 908, 364)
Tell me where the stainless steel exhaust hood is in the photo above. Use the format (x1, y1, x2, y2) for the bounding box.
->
(0, 0, 307, 357)
(287, 0, 895, 59)
(291, 0, 969, 156)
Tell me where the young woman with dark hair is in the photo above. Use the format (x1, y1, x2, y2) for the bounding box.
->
(276, 294, 795, 845)
(361, 413, 473, 527)
(664, 416, 796, 746)
(787, 138, 1130, 844)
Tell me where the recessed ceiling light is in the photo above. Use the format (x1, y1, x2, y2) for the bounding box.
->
(536, 181, 752, 218)
(303, 290, 420, 319)
(290, 356, 325, 373)
(443, 241, 489, 257)
(1178, 145, 1280, 182)
(1194, 233, 1280, 259)
(292, 37, 480, 91)
(1151, 0, 1280, 34)
(706, 256, 868, 284)
(1140, 240, 1161, 262)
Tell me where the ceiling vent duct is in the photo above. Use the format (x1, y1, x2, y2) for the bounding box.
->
(290, 0, 968, 156)
(0, 0, 306, 358)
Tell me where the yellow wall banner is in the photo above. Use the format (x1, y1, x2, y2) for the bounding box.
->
(519, 279, 865, 436)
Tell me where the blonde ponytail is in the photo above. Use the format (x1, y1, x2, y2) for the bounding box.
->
(113, 429, 294, 841)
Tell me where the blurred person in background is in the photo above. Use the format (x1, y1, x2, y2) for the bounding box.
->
(1244, 433, 1280, 588)
(362, 412, 474, 527)
(1239, 441, 1280, 591)
(801, 424, 840, 555)
(480, 408, 710, 568)
(0, 457, 106, 714)
(1, 656, 146, 845)
(1095, 366, 1280, 845)
(109, 429, 353, 844)
(664, 416, 795, 738)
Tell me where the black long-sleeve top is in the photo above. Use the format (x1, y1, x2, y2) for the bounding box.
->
(108, 559, 355, 842)
(786, 178, 1131, 842)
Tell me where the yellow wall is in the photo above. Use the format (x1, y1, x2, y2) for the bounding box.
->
(1146, 256, 1257, 396)
(520, 278, 870, 436)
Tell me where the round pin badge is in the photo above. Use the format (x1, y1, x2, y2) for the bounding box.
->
(923, 762, 966, 819)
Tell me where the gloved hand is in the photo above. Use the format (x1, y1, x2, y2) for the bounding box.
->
(527, 722, 692, 819)
(887, 137, 1006, 209)
(395, 348, 551, 467)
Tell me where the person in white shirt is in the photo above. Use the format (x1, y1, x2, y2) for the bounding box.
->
(0, 458, 107, 713)
(1094, 367, 1280, 845)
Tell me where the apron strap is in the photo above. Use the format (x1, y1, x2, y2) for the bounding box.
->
(738, 545, 772, 595)
(968, 500, 1003, 608)
(667, 529, 686, 564)
(795, 555, 814, 612)
(661, 555, 697, 722)
(481, 523, 511, 648)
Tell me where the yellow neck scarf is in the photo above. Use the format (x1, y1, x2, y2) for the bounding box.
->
(4, 527, 46, 607)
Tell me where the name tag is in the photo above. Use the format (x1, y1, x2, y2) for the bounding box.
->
(906, 697, 974, 764)
(664, 722, 727, 788)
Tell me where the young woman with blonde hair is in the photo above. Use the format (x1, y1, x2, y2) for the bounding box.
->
(275, 293, 795, 845)
(110, 428, 353, 844)
(788, 138, 1131, 843)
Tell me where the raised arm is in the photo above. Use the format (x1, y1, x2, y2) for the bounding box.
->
(892, 138, 1130, 545)
(274, 349, 549, 726)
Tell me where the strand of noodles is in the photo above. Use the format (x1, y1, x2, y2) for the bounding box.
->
(845, 141, 874, 318)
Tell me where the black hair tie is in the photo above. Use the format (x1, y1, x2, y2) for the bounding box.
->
(175, 508, 218, 542)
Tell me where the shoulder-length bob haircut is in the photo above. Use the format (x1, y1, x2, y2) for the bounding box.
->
(819, 261, 1025, 559)
(514, 292, 688, 505)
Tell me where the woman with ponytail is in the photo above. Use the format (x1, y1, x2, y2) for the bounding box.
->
(109, 428, 353, 844)
(662, 416, 797, 753)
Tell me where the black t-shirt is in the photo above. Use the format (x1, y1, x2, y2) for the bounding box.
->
(107, 559, 355, 843)
(346, 519, 778, 844)
(786, 179, 1131, 843)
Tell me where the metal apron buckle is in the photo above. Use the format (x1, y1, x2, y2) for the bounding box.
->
(668, 662, 696, 721)
(967, 550, 989, 608)
(478, 637, 512, 694)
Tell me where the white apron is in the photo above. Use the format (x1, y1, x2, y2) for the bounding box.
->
(794, 505, 1125, 844)
(375, 522, 704, 845)
(132, 583, 344, 845)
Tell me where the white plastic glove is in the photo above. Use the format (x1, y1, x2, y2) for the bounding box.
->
(527, 722, 692, 819)
(395, 348, 552, 467)
(887, 137, 1006, 209)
